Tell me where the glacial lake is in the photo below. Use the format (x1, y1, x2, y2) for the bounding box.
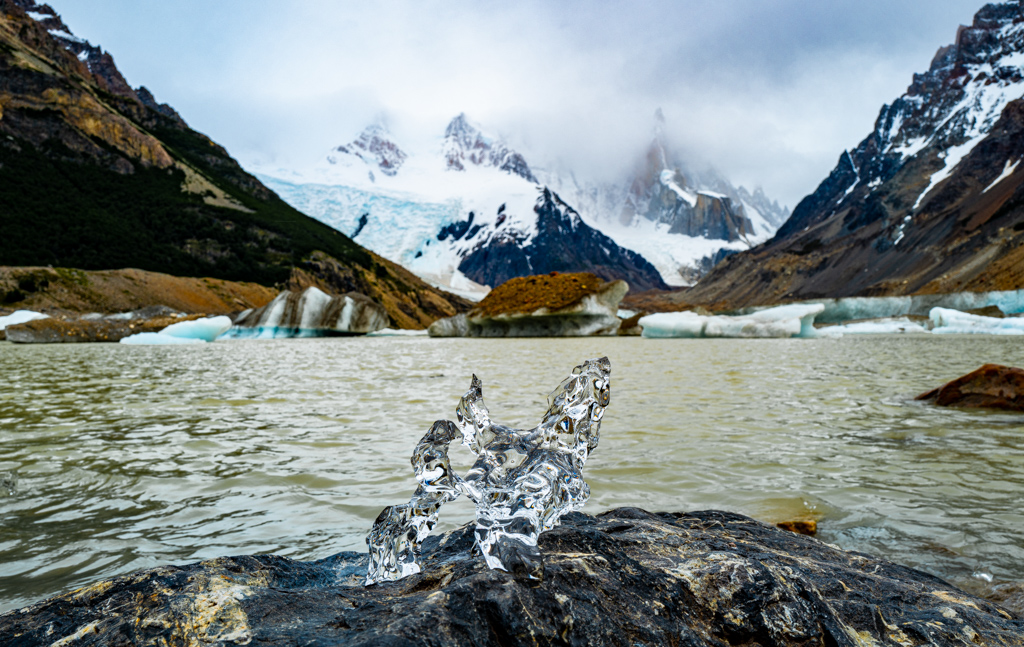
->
(1, 335, 1022, 613)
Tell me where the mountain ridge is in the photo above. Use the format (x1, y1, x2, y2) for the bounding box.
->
(0, 0, 470, 327)
(667, 0, 1024, 311)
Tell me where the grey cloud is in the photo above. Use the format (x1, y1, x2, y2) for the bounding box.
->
(57, 0, 985, 207)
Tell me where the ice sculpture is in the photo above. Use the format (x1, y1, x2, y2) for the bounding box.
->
(366, 357, 611, 585)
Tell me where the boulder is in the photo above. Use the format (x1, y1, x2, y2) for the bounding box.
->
(916, 363, 1024, 412)
(5, 312, 203, 343)
(429, 273, 628, 337)
(229, 287, 388, 338)
(2, 509, 1020, 646)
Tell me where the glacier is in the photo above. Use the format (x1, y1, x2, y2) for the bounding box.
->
(254, 114, 788, 293)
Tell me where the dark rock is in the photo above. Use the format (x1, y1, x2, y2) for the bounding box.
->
(617, 311, 646, 336)
(458, 189, 669, 292)
(2, 509, 1020, 646)
(916, 363, 1024, 412)
(776, 519, 817, 536)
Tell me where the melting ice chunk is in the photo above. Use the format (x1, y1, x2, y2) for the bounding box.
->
(639, 304, 824, 339)
(366, 357, 611, 584)
(822, 317, 930, 335)
(119, 333, 206, 345)
(159, 316, 232, 341)
(119, 316, 232, 345)
(0, 310, 49, 331)
(930, 307, 1024, 335)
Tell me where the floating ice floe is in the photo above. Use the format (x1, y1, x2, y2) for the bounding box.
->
(757, 288, 1024, 324)
(225, 287, 388, 339)
(819, 317, 930, 336)
(640, 304, 824, 339)
(929, 308, 1024, 335)
(119, 333, 207, 345)
(119, 316, 233, 345)
(365, 328, 428, 337)
(0, 310, 49, 331)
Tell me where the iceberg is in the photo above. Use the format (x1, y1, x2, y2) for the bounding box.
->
(159, 316, 232, 341)
(226, 287, 388, 339)
(745, 288, 1024, 324)
(119, 333, 207, 345)
(930, 307, 1024, 335)
(364, 328, 429, 337)
(366, 357, 611, 584)
(0, 310, 48, 331)
(823, 317, 929, 335)
(119, 316, 232, 345)
(640, 304, 824, 339)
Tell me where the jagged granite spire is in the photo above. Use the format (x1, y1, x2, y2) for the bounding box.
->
(442, 113, 538, 183)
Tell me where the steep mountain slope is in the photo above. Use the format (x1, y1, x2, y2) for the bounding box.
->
(0, 0, 468, 327)
(676, 0, 1024, 311)
(261, 115, 669, 294)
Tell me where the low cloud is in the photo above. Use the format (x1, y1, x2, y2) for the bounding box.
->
(59, 0, 983, 207)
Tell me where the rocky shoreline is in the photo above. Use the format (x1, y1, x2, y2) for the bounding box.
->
(2, 508, 1020, 646)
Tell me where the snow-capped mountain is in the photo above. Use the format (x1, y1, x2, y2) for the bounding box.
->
(537, 111, 789, 285)
(260, 115, 666, 296)
(258, 112, 786, 295)
(328, 123, 406, 179)
(676, 0, 1024, 311)
(443, 113, 537, 182)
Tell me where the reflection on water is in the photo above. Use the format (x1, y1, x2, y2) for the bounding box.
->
(1, 335, 1022, 612)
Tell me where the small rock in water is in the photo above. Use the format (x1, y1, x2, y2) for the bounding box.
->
(0, 471, 17, 496)
(916, 363, 1024, 412)
(366, 357, 611, 584)
(776, 519, 817, 536)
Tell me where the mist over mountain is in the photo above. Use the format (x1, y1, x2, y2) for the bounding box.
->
(259, 110, 790, 294)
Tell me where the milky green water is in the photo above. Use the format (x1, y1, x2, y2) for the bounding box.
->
(1, 335, 1022, 613)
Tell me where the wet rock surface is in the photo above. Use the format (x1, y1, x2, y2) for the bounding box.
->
(2, 508, 1020, 646)
(429, 273, 628, 337)
(916, 363, 1024, 412)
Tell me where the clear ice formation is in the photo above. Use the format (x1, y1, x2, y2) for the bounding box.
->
(365, 357, 611, 585)
(119, 316, 232, 345)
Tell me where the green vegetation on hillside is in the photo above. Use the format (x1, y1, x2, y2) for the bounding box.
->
(0, 132, 370, 286)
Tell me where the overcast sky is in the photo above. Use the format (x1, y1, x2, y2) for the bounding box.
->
(55, 0, 987, 208)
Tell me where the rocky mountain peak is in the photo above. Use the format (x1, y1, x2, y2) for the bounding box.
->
(328, 123, 407, 179)
(13, 0, 139, 101)
(442, 113, 537, 183)
(781, 0, 1024, 238)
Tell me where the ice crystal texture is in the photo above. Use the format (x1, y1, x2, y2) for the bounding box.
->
(366, 357, 611, 584)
